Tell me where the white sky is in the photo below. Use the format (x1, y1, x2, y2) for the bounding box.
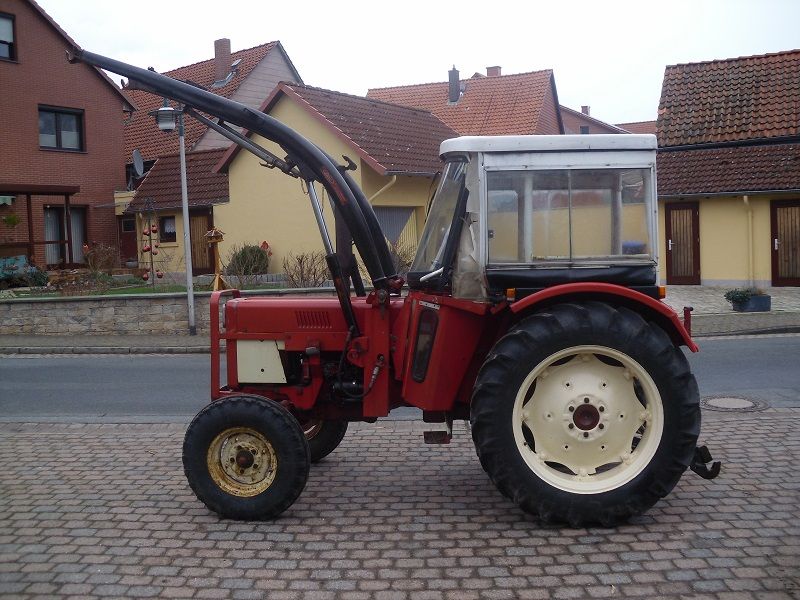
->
(38, 0, 800, 125)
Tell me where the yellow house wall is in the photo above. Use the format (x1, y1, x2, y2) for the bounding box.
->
(114, 191, 135, 217)
(489, 204, 648, 262)
(217, 97, 355, 272)
(219, 97, 437, 273)
(658, 195, 773, 287)
(359, 167, 433, 246)
(135, 211, 186, 275)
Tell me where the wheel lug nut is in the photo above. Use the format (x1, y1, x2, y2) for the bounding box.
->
(583, 397, 590, 403)
(599, 424, 604, 430)
(599, 406, 605, 412)
(569, 406, 575, 412)
(568, 423, 574, 429)
(583, 432, 589, 438)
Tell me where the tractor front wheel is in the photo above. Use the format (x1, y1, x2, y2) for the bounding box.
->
(302, 419, 348, 463)
(183, 395, 310, 520)
(470, 302, 700, 526)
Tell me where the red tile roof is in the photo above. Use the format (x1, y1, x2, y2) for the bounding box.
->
(216, 84, 459, 176)
(560, 105, 627, 134)
(657, 143, 800, 196)
(367, 70, 562, 135)
(127, 149, 228, 212)
(616, 120, 657, 135)
(124, 42, 285, 161)
(658, 49, 800, 147)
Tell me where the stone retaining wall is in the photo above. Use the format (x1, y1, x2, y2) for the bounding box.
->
(0, 289, 336, 336)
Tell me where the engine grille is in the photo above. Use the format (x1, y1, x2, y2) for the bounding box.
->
(295, 310, 332, 329)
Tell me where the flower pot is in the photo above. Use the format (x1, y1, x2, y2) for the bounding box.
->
(731, 295, 771, 312)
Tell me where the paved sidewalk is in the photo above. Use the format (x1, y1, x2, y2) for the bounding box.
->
(1, 411, 798, 599)
(664, 285, 800, 337)
(0, 286, 798, 354)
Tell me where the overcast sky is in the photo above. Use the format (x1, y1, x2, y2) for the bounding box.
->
(38, 0, 800, 125)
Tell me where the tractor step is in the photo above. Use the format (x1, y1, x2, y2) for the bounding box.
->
(423, 430, 452, 444)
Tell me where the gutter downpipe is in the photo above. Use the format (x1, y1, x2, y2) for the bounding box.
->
(743, 195, 754, 286)
(369, 175, 397, 202)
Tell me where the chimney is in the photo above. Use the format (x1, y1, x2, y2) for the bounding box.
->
(214, 38, 232, 83)
(581, 105, 590, 116)
(486, 65, 501, 77)
(448, 65, 460, 103)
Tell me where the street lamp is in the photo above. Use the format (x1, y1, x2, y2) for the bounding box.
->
(149, 99, 196, 335)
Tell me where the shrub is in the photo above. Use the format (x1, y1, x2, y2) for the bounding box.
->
(225, 244, 271, 288)
(282, 251, 329, 288)
(25, 267, 48, 288)
(724, 288, 756, 304)
(84, 242, 117, 274)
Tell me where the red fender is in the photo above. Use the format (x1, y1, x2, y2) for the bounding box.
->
(509, 282, 698, 352)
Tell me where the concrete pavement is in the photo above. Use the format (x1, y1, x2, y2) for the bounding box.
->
(1, 412, 798, 600)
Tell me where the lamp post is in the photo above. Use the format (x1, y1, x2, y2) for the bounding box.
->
(150, 100, 196, 335)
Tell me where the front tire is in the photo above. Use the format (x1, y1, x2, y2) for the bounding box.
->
(471, 302, 700, 526)
(302, 419, 348, 463)
(183, 395, 310, 520)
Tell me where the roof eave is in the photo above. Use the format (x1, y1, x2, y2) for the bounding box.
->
(27, 0, 134, 111)
(660, 188, 800, 199)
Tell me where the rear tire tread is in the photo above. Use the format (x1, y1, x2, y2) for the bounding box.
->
(470, 302, 700, 526)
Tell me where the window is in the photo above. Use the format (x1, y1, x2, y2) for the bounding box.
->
(487, 168, 653, 264)
(38, 107, 84, 151)
(579, 125, 590, 134)
(159, 216, 177, 243)
(121, 218, 136, 233)
(0, 13, 15, 61)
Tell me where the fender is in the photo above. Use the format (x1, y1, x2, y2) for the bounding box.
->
(509, 282, 698, 352)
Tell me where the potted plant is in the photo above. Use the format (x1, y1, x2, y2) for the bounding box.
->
(724, 287, 771, 312)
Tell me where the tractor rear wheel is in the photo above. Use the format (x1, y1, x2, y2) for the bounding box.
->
(302, 419, 348, 463)
(470, 302, 700, 526)
(183, 395, 309, 520)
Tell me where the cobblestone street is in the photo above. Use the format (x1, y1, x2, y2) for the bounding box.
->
(1, 410, 798, 600)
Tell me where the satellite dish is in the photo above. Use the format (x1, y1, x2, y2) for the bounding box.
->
(132, 149, 144, 178)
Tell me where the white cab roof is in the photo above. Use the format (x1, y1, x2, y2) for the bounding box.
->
(440, 134, 657, 157)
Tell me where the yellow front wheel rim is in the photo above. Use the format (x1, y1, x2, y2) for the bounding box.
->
(207, 427, 278, 497)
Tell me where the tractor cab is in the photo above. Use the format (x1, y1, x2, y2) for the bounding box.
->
(408, 135, 659, 301)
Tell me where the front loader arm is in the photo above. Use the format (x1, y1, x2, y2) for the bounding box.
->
(67, 48, 400, 330)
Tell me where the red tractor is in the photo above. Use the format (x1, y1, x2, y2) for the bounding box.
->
(71, 50, 719, 526)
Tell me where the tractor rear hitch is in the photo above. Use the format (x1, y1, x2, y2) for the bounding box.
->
(690, 445, 721, 479)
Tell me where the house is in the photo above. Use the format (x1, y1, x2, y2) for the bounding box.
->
(0, 0, 133, 269)
(125, 149, 228, 276)
(121, 39, 301, 273)
(368, 66, 564, 135)
(656, 49, 800, 287)
(617, 120, 657, 135)
(213, 84, 459, 272)
(560, 105, 627, 135)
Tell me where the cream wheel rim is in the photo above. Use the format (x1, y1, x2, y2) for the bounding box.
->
(207, 427, 278, 497)
(512, 345, 664, 494)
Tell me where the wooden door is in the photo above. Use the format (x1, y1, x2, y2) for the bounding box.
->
(665, 202, 700, 285)
(189, 211, 213, 275)
(118, 216, 138, 263)
(771, 199, 800, 286)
